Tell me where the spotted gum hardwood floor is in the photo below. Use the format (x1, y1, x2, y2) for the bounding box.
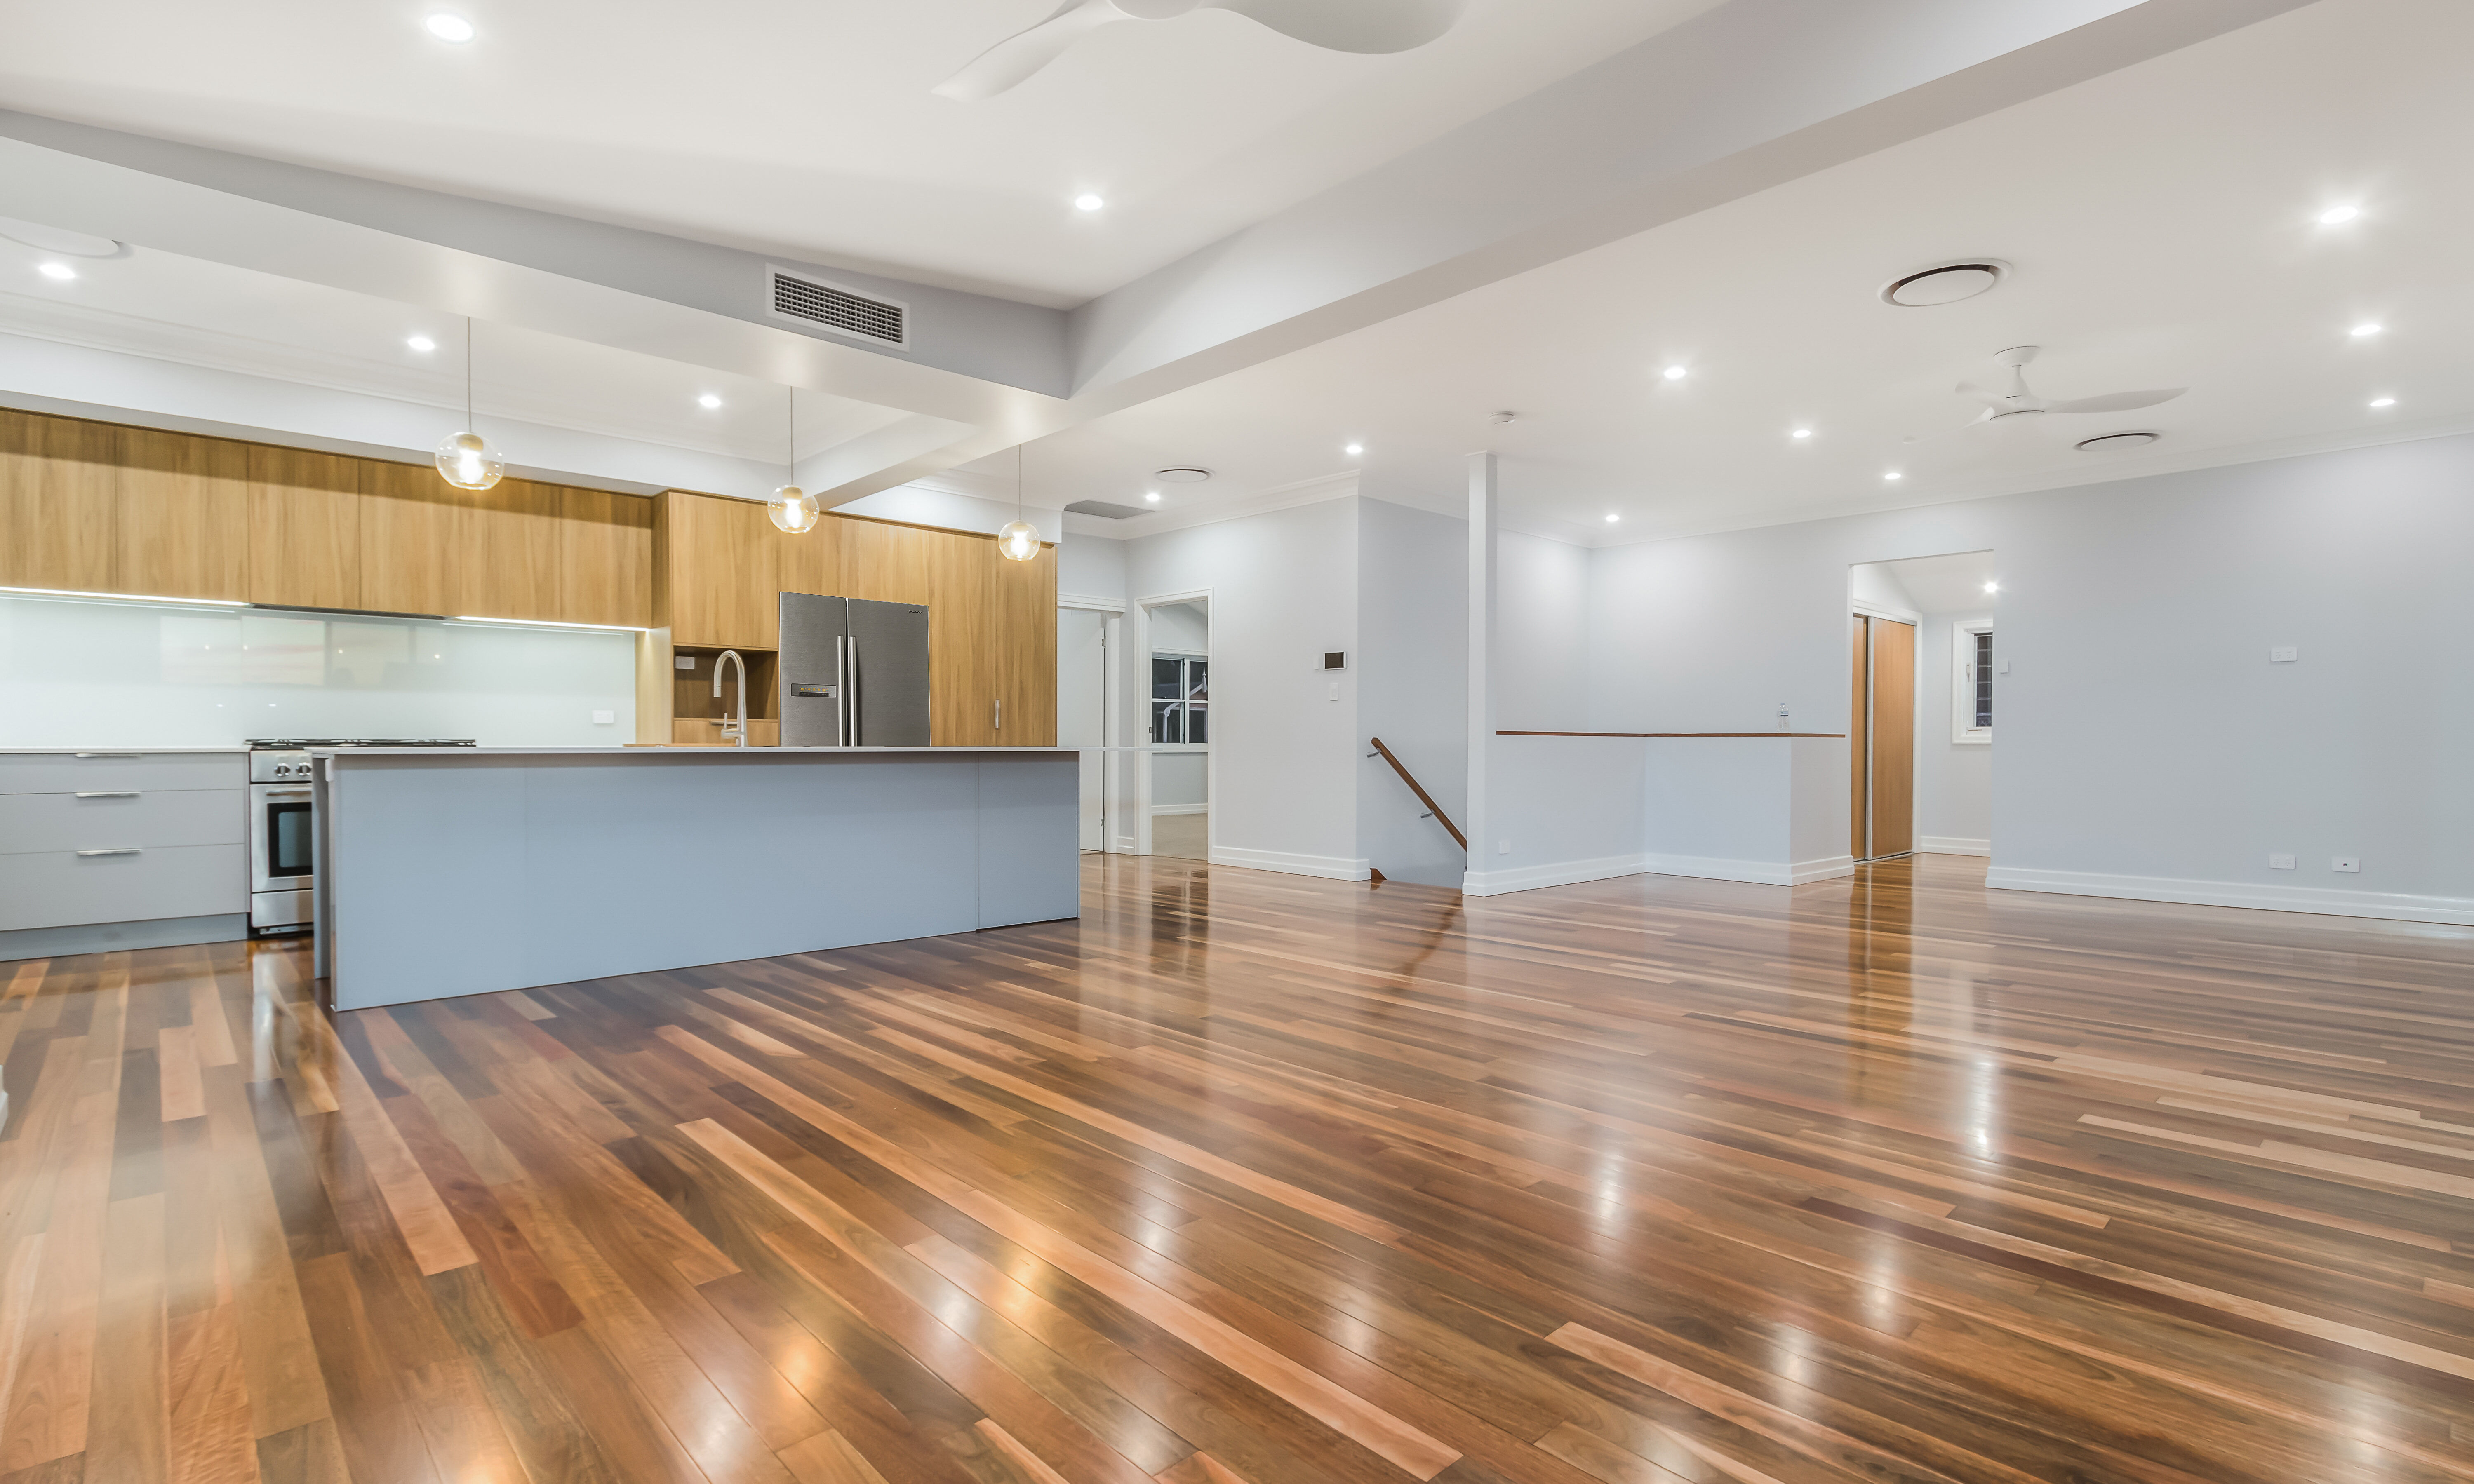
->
(5, 853, 2474, 1483)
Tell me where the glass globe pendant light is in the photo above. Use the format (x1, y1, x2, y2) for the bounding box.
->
(997, 444, 1039, 561)
(767, 384, 820, 533)
(433, 316, 505, 491)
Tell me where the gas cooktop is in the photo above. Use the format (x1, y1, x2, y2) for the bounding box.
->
(244, 738, 480, 749)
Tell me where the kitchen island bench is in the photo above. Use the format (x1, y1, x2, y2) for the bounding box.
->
(310, 745, 1079, 1011)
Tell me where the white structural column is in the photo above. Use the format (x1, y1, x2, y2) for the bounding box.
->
(1465, 452, 1498, 891)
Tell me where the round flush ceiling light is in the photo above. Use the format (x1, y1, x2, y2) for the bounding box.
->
(1662, 365, 1687, 380)
(1790, 427, 1813, 440)
(2368, 396, 2396, 408)
(698, 393, 722, 409)
(1883, 470, 1903, 481)
(406, 334, 436, 352)
(1879, 258, 2010, 307)
(2350, 322, 2383, 338)
(2076, 431, 2161, 452)
(1152, 466, 1211, 483)
(2318, 204, 2360, 225)
(1344, 443, 1363, 456)
(426, 13, 475, 41)
(37, 262, 76, 281)
(1143, 491, 1161, 503)
(1074, 194, 1104, 212)
(1604, 513, 1620, 524)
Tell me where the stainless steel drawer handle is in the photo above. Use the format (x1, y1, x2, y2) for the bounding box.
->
(74, 791, 141, 799)
(75, 848, 142, 857)
(74, 752, 144, 759)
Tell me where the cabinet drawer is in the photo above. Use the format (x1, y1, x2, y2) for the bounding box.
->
(0, 789, 246, 855)
(0, 753, 246, 795)
(0, 844, 248, 932)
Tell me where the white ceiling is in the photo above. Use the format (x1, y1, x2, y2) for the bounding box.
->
(0, 0, 1719, 308)
(1026, 0, 2474, 544)
(0, 242, 911, 463)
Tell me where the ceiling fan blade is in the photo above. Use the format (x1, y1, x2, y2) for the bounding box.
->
(1204, 0, 1466, 53)
(2041, 388, 2187, 414)
(1953, 379, 2016, 410)
(934, 0, 1129, 100)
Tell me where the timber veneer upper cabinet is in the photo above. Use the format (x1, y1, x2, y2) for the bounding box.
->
(0, 409, 122, 594)
(655, 490, 779, 648)
(117, 427, 250, 601)
(247, 447, 362, 611)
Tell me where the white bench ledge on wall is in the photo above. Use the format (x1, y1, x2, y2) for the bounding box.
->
(1466, 733, 1853, 897)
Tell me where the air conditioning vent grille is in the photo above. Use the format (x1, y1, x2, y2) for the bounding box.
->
(767, 268, 907, 347)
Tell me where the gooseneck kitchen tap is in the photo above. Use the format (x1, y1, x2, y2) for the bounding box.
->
(713, 649, 749, 747)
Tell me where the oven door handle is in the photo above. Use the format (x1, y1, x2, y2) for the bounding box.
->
(75, 790, 141, 799)
(261, 788, 313, 801)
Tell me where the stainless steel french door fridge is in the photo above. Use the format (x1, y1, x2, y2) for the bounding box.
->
(779, 592, 932, 746)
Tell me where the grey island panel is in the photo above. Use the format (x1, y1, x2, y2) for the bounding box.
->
(325, 748, 1079, 1010)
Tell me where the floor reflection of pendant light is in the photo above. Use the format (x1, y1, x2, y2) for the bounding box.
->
(768, 384, 820, 533)
(433, 315, 505, 491)
(997, 444, 1039, 561)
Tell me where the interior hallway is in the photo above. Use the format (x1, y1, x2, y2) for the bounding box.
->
(3, 855, 2473, 1482)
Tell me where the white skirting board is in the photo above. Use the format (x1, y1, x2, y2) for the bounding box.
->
(1149, 803, 1207, 816)
(1986, 866, 2474, 927)
(1463, 851, 1856, 897)
(1209, 845, 1372, 881)
(1920, 836, 1992, 857)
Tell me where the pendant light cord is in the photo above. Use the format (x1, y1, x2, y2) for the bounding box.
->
(464, 315, 475, 430)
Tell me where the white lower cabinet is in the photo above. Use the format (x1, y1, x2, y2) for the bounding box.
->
(0, 845, 249, 932)
(0, 752, 249, 939)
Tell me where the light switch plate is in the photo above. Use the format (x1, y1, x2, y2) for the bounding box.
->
(1327, 682, 1338, 701)
(1997, 660, 2010, 674)
(2268, 853, 2295, 869)
(592, 709, 616, 725)
(1497, 840, 1511, 855)
(2270, 646, 2298, 662)
(2332, 856, 2361, 873)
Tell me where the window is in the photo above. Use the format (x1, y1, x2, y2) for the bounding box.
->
(1151, 655, 1208, 744)
(1952, 619, 1993, 743)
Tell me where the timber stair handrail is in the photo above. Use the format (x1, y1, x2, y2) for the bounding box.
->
(1367, 737, 1467, 851)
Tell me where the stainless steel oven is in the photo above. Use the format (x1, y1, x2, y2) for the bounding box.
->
(248, 749, 318, 932)
(245, 738, 475, 934)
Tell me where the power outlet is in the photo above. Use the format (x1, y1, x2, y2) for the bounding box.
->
(592, 709, 616, 726)
(2332, 856, 2361, 873)
(2268, 853, 2295, 870)
(1497, 839, 1511, 855)
(2270, 646, 2299, 662)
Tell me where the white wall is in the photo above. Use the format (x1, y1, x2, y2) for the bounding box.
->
(1058, 533, 1127, 603)
(1497, 530, 1590, 730)
(1148, 601, 1209, 655)
(1357, 497, 1467, 887)
(1917, 612, 1993, 852)
(1587, 432, 2474, 923)
(0, 594, 634, 747)
(1850, 563, 1921, 617)
(1124, 498, 1362, 878)
(1056, 607, 1107, 848)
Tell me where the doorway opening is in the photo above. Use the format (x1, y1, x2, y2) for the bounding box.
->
(1138, 594, 1210, 861)
(1848, 552, 1997, 865)
(1056, 604, 1114, 852)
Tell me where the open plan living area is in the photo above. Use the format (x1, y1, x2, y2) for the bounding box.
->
(2, 2, 2471, 1480)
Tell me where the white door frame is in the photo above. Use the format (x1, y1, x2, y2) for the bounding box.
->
(1058, 593, 1124, 854)
(1132, 587, 1212, 861)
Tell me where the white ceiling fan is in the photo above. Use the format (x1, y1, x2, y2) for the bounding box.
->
(935, 0, 1467, 102)
(1919, 345, 2185, 438)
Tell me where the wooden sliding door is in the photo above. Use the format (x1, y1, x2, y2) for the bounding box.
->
(1850, 615, 1916, 861)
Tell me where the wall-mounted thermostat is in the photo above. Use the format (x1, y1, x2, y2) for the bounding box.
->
(1318, 652, 1347, 671)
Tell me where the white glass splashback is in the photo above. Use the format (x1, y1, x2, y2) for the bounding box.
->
(0, 594, 634, 747)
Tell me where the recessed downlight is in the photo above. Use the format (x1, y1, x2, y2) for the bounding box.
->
(2368, 397, 2396, 408)
(1143, 491, 1162, 503)
(2076, 431, 2161, 452)
(425, 13, 475, 41)
(1152, 466, 1211, 483)
(1879, 258, 2010, 307)
(406, 334, 436, 352)
(1344, 443, 1363, 456)
(1662, 365, 1687, 380)
(698, 394, 722, 409)
(1073, 194, 1104, 212)
(2318, 204, 2360, 225)
(1982, 581, 2000, 594)
(1883, 470, 1903, 481)
(2350, 322, 2384, 338)
(1604, 513, 1620, 524)
(1790, 427, 1813, 440)
(37, 262, 76, 282)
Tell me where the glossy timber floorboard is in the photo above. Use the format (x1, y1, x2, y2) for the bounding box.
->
(5, 854, 2474, 1482)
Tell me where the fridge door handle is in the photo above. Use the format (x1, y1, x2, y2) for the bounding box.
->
(835, 634, 847, 746)
(849, 637, 861, 746)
